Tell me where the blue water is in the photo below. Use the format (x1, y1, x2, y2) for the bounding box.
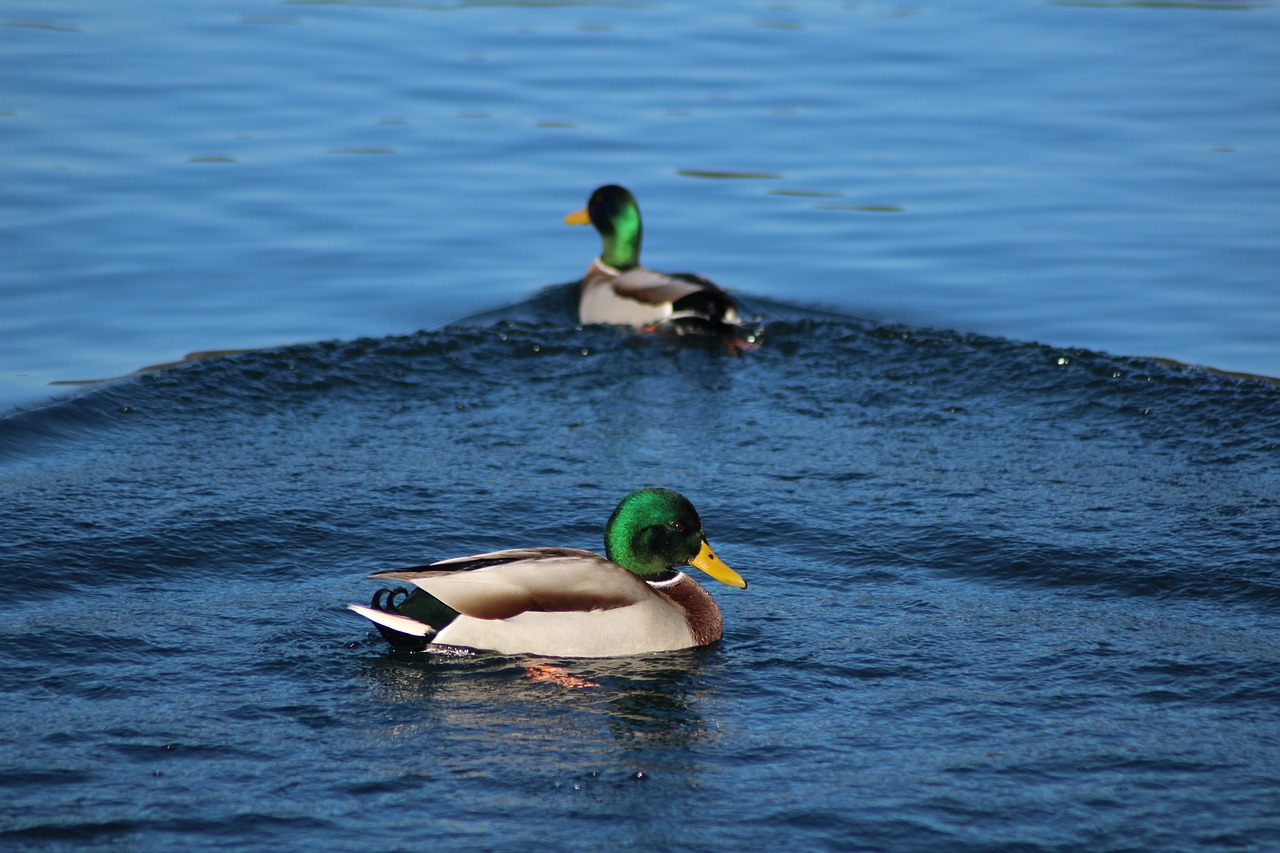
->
(4, 315, 1280, 851)
(2, 0, 1279, 413)
(3, 1, 1280, 851)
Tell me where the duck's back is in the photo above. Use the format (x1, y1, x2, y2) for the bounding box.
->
(579, 263, 740, 329)
(411, 551, 721, 657)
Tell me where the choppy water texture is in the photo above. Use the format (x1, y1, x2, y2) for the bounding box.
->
(2, 302, 1279, 851)
(3, 1, 1280, 851)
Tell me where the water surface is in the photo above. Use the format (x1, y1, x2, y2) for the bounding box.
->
(2, 0, 1278, 412)
(2, 310, 1279, 850)
(3, 1, 1280, 850)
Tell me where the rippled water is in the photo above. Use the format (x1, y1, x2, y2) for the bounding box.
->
(4, 1, 1280, 850)
(3, 303, 1279, 850)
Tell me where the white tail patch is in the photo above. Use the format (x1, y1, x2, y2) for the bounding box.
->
(347, 604, 434, 637)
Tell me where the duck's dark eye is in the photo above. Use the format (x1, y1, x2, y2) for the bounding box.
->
(671, 521, 686, 534)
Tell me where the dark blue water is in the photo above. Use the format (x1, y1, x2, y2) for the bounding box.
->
(2, 296, 1279, 850)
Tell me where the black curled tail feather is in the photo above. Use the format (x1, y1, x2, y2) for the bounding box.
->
(368, 586, 436, 651)
(371, 586, 411, 612)
(367, 585, 462, 652)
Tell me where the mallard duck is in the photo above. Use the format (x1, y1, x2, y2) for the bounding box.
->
(565, 185, 742, 332)
(348, 488, 746, 658)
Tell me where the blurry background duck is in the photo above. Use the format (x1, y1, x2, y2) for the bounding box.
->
(349, 488, 747, 658)
(564, 185, 745, 335)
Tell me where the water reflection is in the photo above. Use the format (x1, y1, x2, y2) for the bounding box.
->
(358, 646, 723, 751)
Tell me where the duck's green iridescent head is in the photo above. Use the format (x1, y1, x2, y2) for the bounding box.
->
(603, 488, 746, 588)
(564, 184, 643, 270)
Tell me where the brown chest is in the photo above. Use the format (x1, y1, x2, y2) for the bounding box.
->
(655, 576, 724, 646)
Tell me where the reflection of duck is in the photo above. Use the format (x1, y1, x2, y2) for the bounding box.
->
(349, 488, 746, 657)
(565, 185, 741, 332)
(360, 650, 715, 748)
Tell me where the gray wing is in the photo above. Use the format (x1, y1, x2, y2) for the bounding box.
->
(609, 269, 710, 306)
(370, 547, 652, 620)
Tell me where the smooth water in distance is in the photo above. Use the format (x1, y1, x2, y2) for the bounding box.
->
(3, 1, 1279, 851)
(2, 0, 1278, 412)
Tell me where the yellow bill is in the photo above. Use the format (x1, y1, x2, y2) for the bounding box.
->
(564, 207, 592, 225)
(690, 538, 747, 589)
